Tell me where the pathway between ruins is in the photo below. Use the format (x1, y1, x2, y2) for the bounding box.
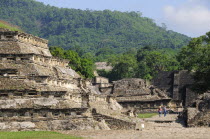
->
(61, 114, 210, 139)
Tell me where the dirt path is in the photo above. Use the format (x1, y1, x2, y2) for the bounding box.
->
(62, 128, 210, 139)
(61, 114, 210, 139)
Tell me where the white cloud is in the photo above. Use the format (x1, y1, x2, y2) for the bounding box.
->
(163, 0, 210, 37)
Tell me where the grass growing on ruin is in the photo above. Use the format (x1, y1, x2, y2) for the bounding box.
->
(0, 131, 83, 139)
(0, 20, 22, 31)
(138, 113, 157, 118)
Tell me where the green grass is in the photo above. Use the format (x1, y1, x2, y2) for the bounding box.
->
(0, 21, 22, 31)
(138, 113, 157, 118)
(0, 131, 83, 139)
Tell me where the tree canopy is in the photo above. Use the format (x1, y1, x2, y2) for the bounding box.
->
(99, 46, 179, 81)
(50, 47, 95, 78)
(177, 32, 210, 92)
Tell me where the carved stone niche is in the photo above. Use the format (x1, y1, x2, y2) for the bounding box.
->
(16, 57, 21, 61)
(48, 95, 54, 99)
(25, 112, 30, 117)
(0, 33, 16, 40)
(61, 113, 66, 119)
(32, 113, 39, 121)
(8, 93, 13, 99)
(71, 112, 77, 116)
(47, 112, 53, 119)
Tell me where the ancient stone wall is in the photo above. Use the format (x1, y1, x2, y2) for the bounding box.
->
(93, 76, 109, 84)
(152, 71, 174, 94)
(0, 54, 69, 68)
(92, 76, 113, 94)
(0, 31, 48, 49)
(0, 119, 106, 131)
(112, 78, 150, 96)
(119, 99, 170, 113)
(183, 93, 210, 127)
(152, 70, 196, 107)
(185, 88, 197, 106)
(92, 112, 136, 130)
(89, 94, 122, 115)
(112, 78, 171, 112)
(95, 62, 113, 71)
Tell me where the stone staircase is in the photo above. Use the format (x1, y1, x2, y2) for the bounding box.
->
(92, 112, 136, 130)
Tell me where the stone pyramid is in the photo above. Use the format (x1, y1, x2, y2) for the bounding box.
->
(0, 30, 135, 131)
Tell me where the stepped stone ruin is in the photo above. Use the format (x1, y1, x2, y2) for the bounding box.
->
(0, 30, 136, 131)
(93, 77, 185, 113)
(112, 78, 171, 113)
(95, 62, 113, 71)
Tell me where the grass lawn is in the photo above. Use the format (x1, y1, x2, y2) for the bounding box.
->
(138, 113, 157, 118)
(0, 131, 83, 139)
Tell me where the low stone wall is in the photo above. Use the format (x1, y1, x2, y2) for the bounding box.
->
(187, 109, 210, 127)
(93, 113, 136, 130)
(0, 54, 69, 68)
(183, 93, 210, 127)
(0, 118, 106, 131)
(95, 62, 113, 71)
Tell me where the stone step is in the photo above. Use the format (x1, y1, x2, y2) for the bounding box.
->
(144, 114, 179, 123)
(145, 119, 177, 122)
(92, 113, 136, 130)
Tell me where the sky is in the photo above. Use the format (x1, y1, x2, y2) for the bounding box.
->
(36, 0, 210, 37)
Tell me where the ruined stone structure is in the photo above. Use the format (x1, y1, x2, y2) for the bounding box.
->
(152, 70, 197, 107)
(183, 93, 210, 127)
(0, 30, 136, 131)
(92, 76, 113, 94)
(112, 78, 171, 112)
(95, 62, 113, 71)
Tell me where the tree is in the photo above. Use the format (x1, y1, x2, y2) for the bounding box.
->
(64, 50, 81, 71)
(136, 46, 179, 80)
(50, 47, 95, 78)
(177, 32, 210, 92)
(80, 58, 95, 78)
(109, 54, 137, 81)
(177, 37, 203, 71)
(49, 46, 65, 58)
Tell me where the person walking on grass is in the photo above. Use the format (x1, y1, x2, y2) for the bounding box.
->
(163, 106, 167, 117)
(158, 106, 162, 117)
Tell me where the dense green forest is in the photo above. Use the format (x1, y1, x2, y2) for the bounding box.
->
(0, 0, 190, 61)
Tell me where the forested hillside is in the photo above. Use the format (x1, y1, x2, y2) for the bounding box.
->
(0, 0, 190, 61)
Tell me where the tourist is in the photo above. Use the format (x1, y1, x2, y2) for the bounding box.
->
(158, 106, 162, 117)
(163, 106, 167, 117)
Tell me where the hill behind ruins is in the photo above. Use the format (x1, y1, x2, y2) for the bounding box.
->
(0, 0, 190, 60)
